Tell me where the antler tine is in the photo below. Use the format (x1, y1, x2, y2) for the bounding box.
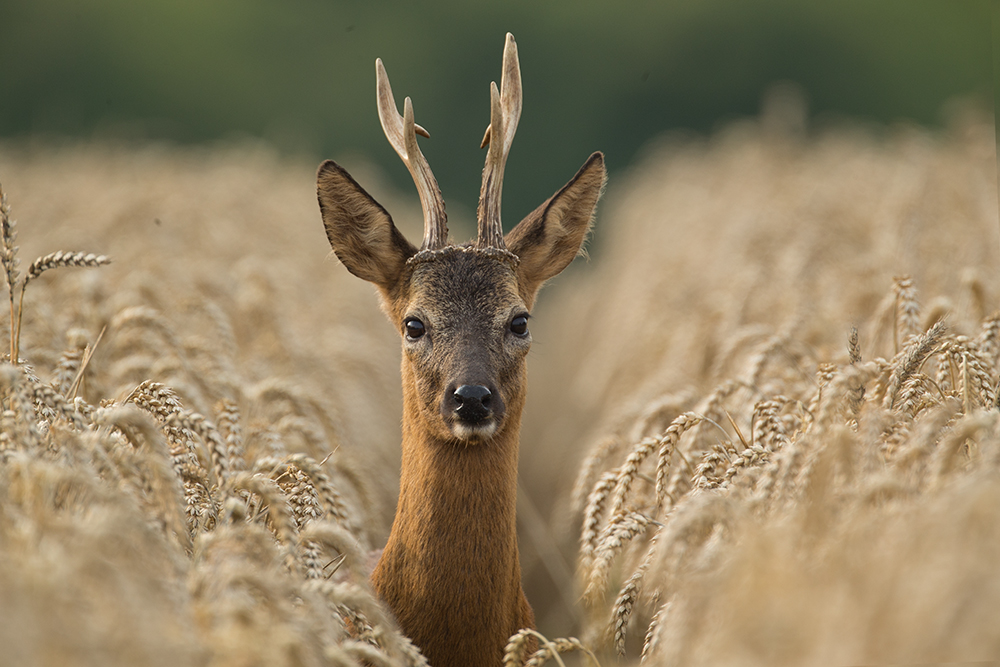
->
(476, 33, 522, 250)
(375, 58, 448, 251)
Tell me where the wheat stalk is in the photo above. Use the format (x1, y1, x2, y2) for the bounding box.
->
(10, 242, 109, 365)
(52, 329, 89, 395)
(1, 186, 19, 363)
(893, 275, 921, 351)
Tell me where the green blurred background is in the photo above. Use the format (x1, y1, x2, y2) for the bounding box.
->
(0, 0, 992, 232)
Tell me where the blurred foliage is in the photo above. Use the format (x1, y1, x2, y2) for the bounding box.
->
(0, 0, 991, 232)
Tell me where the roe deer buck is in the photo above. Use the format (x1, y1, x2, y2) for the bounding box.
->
(316, 33, 605, 667)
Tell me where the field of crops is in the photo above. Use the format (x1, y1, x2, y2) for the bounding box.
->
(1, 98, 998, 665)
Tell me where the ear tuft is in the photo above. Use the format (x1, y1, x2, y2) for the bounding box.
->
(317, 160, 417, 290)
(506, 152, 607, 300)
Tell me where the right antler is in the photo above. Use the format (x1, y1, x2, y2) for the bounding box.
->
(376, 58, 448, 251)
(476, 33, 522, 251)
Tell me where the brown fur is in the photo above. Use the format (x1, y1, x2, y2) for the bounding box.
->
(318, 152, 604, 666)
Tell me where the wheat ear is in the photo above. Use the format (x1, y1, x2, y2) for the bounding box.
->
(653, 413, 702, 510)
(166, 410, 229, 487)
(610, 534, 658, 657)
(1, 364, 39, 450)
(505, 629, 600, 667)
(585, 511, 653, 603)
(580, 471, 617, 572)
(893, 275, 921, 351)
(23, 250, 111, 286)
(339, 640, 395, 667)
(13, 251, 110, 366)
(883, 320, 947, 410)
(286, 453, 353, 526)
(216, 398, 247, 472)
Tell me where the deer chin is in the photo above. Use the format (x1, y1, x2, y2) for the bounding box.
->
(450, 419, 498, 443)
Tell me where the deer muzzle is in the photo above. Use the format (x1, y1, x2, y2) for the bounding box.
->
(444, 382, 505, 441)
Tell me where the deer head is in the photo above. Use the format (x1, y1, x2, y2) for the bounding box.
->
(317, 34, 605, 447)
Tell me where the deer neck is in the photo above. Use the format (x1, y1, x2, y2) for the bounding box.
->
(371, 389, 533, 667)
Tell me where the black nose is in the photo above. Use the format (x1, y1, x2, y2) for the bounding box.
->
(453, 384, 492, 422)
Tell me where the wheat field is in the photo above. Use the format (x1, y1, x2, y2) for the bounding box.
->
(1, 97, 999, 666)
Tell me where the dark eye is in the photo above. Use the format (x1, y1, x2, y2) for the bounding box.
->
(510, 314, 529, 336)
(404, 318, 425, 339)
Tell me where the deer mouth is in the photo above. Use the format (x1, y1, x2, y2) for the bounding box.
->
(451, 418, 498, 442)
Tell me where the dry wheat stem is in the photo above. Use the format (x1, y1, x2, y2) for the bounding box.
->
(52, 331, 87, 395)
(67, 325, 105, 399)
(1, 188, 18, 363)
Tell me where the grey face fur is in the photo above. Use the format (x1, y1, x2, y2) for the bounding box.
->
(400, 248, 530, 443)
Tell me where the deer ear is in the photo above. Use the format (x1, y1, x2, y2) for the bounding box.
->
(506, 152, 606, 298)
(317, 160, 418, 291)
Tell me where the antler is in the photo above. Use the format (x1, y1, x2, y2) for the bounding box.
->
(376, 58, 448, 251)
(476, 33, 522, 250)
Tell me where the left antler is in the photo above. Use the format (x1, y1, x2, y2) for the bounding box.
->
(376, 58, 449, 251)
(476, 33, 522, 250)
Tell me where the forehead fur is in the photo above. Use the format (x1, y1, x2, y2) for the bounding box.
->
(403, 247, 523, 318)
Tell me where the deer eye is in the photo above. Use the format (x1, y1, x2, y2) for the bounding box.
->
(510, 314, 529, 336)
(404, 318, 425, 339)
